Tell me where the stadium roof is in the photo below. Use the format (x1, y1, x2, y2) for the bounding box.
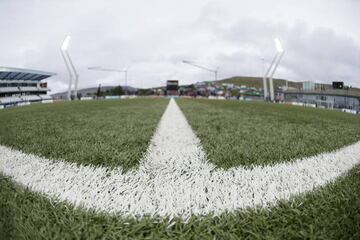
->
(0, 66, 55, 81)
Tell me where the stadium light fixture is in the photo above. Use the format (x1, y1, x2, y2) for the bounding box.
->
(61, 35, 71, 51)
(61, 35, 73, 100)
(88, 66, 129, 96)
(263, 54, 278, 101)
(182, 60, 219, 81)
(261, 58, 268, 100)
(268, 38, 285, 101)
(61, 35, 79, 100)
(65, 51, 79, 99)
(274, 37, 284, 53)
(264, 38, 285, 102)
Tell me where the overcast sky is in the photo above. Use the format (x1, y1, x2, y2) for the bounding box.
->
(0, 0, 359, 93)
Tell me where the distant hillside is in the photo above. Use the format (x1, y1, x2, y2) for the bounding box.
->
(215, 76, 302, 89)
(51, 77, 360, 98)
(52, 85, 137, 99)
(215, 76, 360, 93)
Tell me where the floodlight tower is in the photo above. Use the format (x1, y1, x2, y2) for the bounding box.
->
(61, 36, 73, 100)
(267, 38, 285, 102)
(88, 67, 128, 95)
(263, 54, 279, 101)
(182, 60, 219, 82)
(61, 35, 79, 100)
(261, 58, 269, 100)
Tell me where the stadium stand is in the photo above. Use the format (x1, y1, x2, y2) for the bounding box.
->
(20, 95, 42, 102)
(19, 86, 39, 92)
(0, 67, 55, 108)
(0, 96, 22, 104)
(39, 95, 52, 100)
(0, 87, 20, 93)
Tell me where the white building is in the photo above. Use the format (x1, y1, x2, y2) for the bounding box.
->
(0, 67, 55, 108)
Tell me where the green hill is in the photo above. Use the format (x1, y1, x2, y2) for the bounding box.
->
(215, 76, 360, 94)
(215, 76, 302, 89)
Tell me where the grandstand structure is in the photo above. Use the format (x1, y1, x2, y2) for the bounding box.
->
(0, 67, 55, 108)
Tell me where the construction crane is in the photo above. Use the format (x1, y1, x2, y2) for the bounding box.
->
(88, 66, 128, 95)
(182, 60, 219, 81)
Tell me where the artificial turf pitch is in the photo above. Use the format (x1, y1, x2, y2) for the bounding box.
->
(178, 99, 360, 168)
(1, 98, 359, 239)
(0, 99, 168, 170)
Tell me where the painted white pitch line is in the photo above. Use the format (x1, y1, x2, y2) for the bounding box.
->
(1, 98, 360, 221)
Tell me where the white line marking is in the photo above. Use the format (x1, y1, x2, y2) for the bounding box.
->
(1, 98, 360, 220)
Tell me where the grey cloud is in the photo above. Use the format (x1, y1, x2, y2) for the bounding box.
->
(219, 19, 360, 86)
(0, 0, 359, 93)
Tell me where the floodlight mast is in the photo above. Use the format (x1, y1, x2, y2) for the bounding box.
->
(88, 67, 128, 95)
(264, 38, 285, 102)
(268, 38, 285, 102)
(61, 36, 73, 100)
(265, 54, 279, 101)
(61, 35, 79, 100)
(60, 49, 73, 100)
(268, 52, 284, 101)
(261, 58, 268, 100)
(182, 60, 219, 81)
(65, 51, 79, 98)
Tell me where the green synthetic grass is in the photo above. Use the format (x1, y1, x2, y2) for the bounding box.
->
(1, 165, 359, 240)
(2, 98, 359, 170)
(178, 99, 360, 169)
(1, 98, 360, 239)
(0, 99, 168, 170)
